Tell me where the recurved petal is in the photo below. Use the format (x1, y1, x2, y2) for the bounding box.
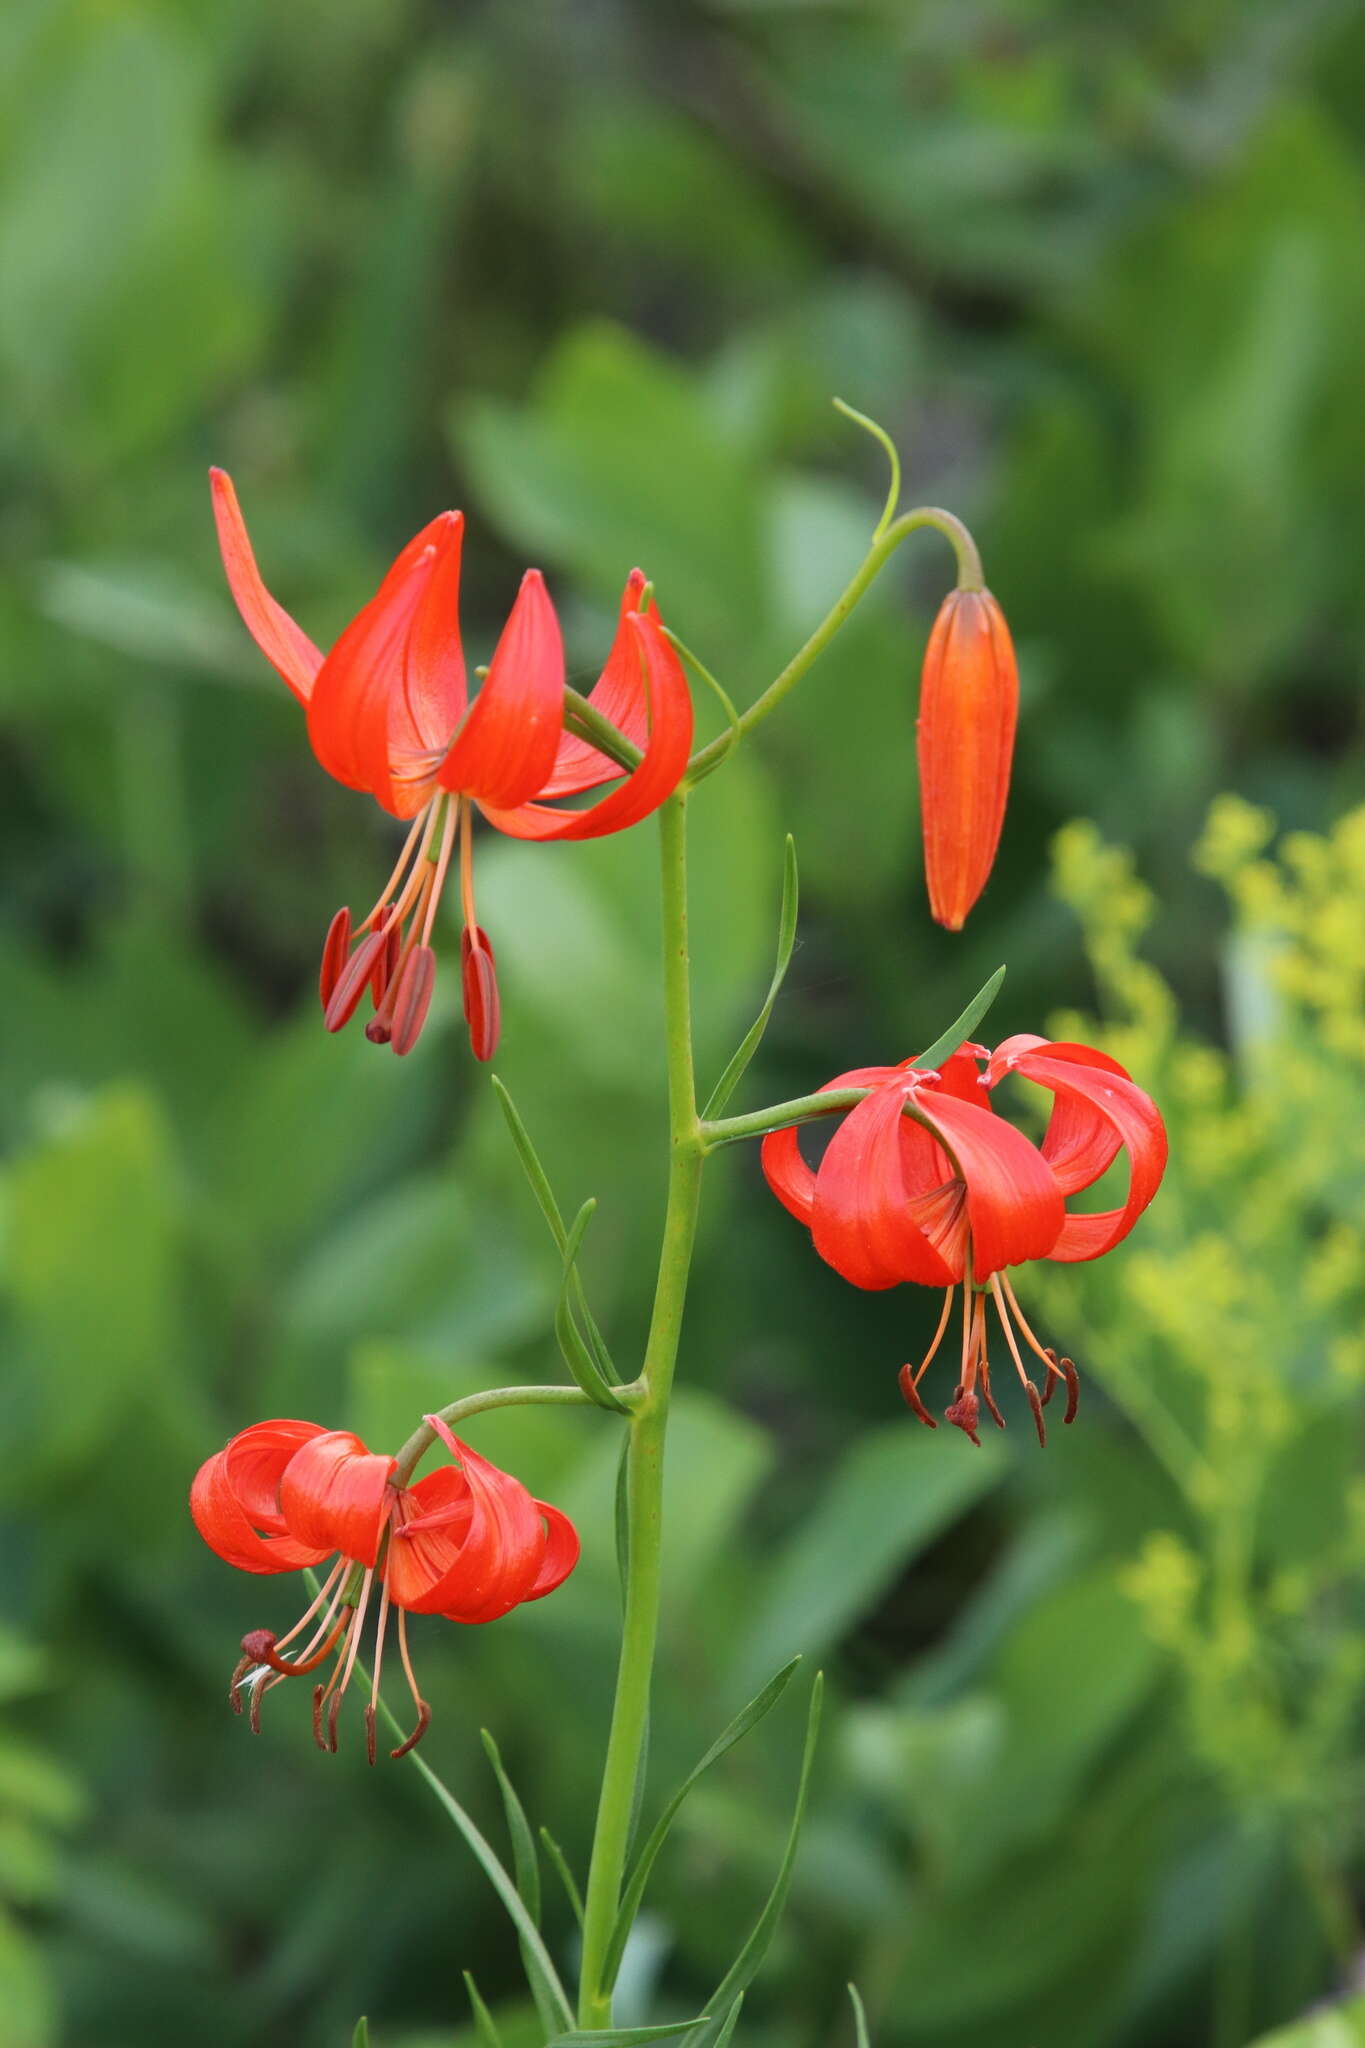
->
(994, 1044, 1169, 1262)
(903, 1082, 1065, 1279)
(221, 1418, 330, 1533)
(306, 515, 458, 811)
(392, 1435, 546, 1622)
(480, 609, 693, 842)
(190, 1422, 332, 1576)
(278, 1430, 396, 1568)
(210, 470, 325, 706)
(761, 1066, 907, 1227)
(811, 1083, 959, 1290)
(525, 1503, 580, 1601)
(536, 570, 655, 797)
(438, 570, 565, 807)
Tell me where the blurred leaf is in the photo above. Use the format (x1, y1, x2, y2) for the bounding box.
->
(0, 1086, 181, 1483)
(352, 2022, 370, 2048)
(1244, 1992, 1365, 2048)
(544, 2023, 712, 2045)
(732, 1424, 1005, 1693)
(456, 323, 767, 647)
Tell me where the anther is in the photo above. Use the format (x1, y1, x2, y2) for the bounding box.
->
(364, 1704, 378, 1768)
(312, 1684, 328, 1751)
(945, 1384, 981, 1447)
(897, 1362, 937, 1429)
(392, 945, 437, 1057)
(369, 913, 401, 1006)
(327, 1687, 343, 1753)
(324, 930, 389, 1033)
(248, 1678, 265, 1735)
(390, 1699, 431, 1760)
(228, 1654, 253, 1713)
(978, 1375, 1006, 1431)
(1060, 1355, 1079, 1424)
(319, 908, 353, 1008)
(460, 927, 500, 1062)
(1026, 1381, 1047, 1449)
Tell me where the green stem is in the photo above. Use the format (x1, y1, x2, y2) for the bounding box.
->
(392, 1384, 597, 1489)
(577, 792, 704, 2027)
(702, 1087, 870, 1151)
(686, 505, 983, 781)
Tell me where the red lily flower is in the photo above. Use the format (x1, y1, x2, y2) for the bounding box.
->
(211, 473, 692, 1058)
(762, 1037, 1167, 1444)
(917, 588, 1018, 931)
(190, 1415, 579, 1759)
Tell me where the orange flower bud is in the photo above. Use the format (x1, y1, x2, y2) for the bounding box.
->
(916, 588, 1018, 931)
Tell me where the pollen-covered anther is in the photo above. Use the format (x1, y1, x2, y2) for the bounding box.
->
(1039, 1348, 1081, 1425)
(945, 1384, 982, 1446)
(390, 1699, 431, 1761)
(897, 1362, 937, 1430)
(228, 1653, 254, 1713)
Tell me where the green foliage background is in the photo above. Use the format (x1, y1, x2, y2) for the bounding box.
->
(1, 2, 1363, 2044)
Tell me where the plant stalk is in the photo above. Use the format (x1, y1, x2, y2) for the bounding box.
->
(577, 792, 704, 2026)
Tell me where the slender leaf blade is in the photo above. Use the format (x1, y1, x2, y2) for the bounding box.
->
(494, 1077, 617, 1381)
(555, 1200, 628, 1412)
(482, 1730, 542, 1924)
(849, 1983, 871, 2048)
(352, 2022, 370, 2048)
(709, 1999, 743, 2048)
(913, 964, 1005, 1075)
(540, 1827, 585, 1929)
(703, 835, 799, 1118)
(603, 1657, 803, 1990)
(463, 1976, 505, 2048)
(491, 1074, 570, 1253)
(694, 1672, 824, 2047)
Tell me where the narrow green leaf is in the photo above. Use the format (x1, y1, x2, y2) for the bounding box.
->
(539, 1828, 585, 1928)
(603, 1657, 803, 1991)
(555, 1201, 629, 1412)
(463, 1978, 504, 2048)
(493, 1076, 618, 1383)
(481, 1730, 555, 2036)
(694, 1672, 824, 2047)
(709, 2000, 743, 2048)
(491, 1074, 570, 1253)
(482, 1731, 542, 1925)
(703, 836, 799, 1118)
(331, 1628, 572, 2035)
(542, 2024, 713, 2046)
(848, 1983, 871, 2048)
(913, 964, 1005, 1075)
(351, 2021, 370, 2048)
